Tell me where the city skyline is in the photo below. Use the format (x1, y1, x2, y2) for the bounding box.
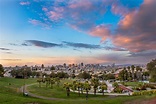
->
(0, 0, 156, 66)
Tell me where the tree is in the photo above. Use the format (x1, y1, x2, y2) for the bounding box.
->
(37, 78, 42, 87)
(0, 64, 4, 77)
(50, 66, 55, 71)
(10, 68, 32, 78)
(136, 66, 141, 80)
(91, 78, 99, 95)
(80, 82, 84, 94)
(147, 59, 156, 82)
(50, 72, 56, 78)
(113, 82, 119, 88)
(142, 71, 149, 80)
(100, 82, 107, 95)
(71, 73, 76, 79)
(147, 59, 156, 71)
(77, 82, 82, 96)
(127, 66, 130, 71)
(77, 71, 91, 79)
(120, 70, 124, 81)
(131, 65, 135, 80)
(55, 77, 60, 87)
(45, 77, 50, 88)
(84, 81, 91, 100)
(63, 82, 71, 97)
(118, 68, 128, 81)
(72, 81, 77, 92)
(103, 73, 115, 80)
(41, 64, 44, 69)
(57, 71, 69, 78)
(50, 78, 55, 88)
(81, 62, 84, 66)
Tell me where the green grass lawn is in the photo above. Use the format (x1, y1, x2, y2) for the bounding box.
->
(28, 82, 108, 99)
(0, 77, 156, 104)
(123, 81, 143, 87)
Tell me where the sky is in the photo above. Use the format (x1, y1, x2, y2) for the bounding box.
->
(0, 0, 156, 66)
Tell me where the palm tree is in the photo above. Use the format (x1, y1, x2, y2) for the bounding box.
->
(100, 82, 107, 95)
(37, 78, 42, 87)
(72, 80, 77, 92)
(127, 66, 130, 71)
(50, 78, 55, 88)
(131, 65, 135, 80)
(91, 78, 99, 95)
(45, 77, 50, 88)
(80, 82, 84, 94)
(63, 82, 71, 97)
(77, 82, 82, 96)
(136, 66, 141, 80)
(55, 77, 60, 87)
(84, 81, 91, 100)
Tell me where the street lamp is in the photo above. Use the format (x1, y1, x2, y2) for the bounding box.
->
(23, 68, 26, 96)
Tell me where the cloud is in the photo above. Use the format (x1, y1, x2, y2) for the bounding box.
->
(94, 51, 154, 65)
(0, 48, 10, 50)
(112, 0, 156, 52)
(47, 11, 63, 21)
(21, 43, 29, 46)
(24, 0, 142, 31)
(9, 43, 19, 46)
(63, 41, 102, 49)
(5, 52, 12, 54)
(28, 19, 51, 28)
(104, 46, 127, 51)
(128, 50, 156, 57)
(26, 40, 62, 48)
(20, 1, 30, 5)
(42, 7, 48, 12)
(22, 0, 155, 53)
(89, 24, 111, 42)
(0, 59, 21, 61)
(27, 0, 110, 31)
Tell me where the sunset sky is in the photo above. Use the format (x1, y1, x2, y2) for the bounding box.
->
(0, 0, 156, 66)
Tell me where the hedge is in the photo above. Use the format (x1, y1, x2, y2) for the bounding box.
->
(132, 90, 156, 96)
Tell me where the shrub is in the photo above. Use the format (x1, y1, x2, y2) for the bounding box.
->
(132, 90, 156, 96)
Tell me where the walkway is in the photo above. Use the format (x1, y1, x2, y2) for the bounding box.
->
(20, 83, 64, 100)
(20, 83, 130, 101)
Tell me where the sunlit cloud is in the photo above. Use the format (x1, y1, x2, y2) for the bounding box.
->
(112, 0, 156, 52)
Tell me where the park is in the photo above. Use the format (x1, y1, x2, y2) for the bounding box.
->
(0, 77, 156, 104)
(1, 59, 156, 104)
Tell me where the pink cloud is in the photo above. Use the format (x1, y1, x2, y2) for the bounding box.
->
(111, 0, 156, 52)
(68, 0, 92, 10)
(47, 11, 62, 21)
(28, 19, 50, 28)
(20, 1, 30, 6)
(42, 7, 48, 12)
(111, 3, 129, 16)
(89, 24, 111, 42)
(54, 7, 64, 12)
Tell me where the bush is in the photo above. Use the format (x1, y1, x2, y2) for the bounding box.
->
(132, 90, 156, 96)
(113, 87, 123, 93)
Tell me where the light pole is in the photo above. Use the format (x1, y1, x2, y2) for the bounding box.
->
(23, 68, 26, 96)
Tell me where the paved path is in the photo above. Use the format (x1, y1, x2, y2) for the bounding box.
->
(70, 90, 130, 96)
(20, 83, 64, 100)
(20, 83, 130, 101)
